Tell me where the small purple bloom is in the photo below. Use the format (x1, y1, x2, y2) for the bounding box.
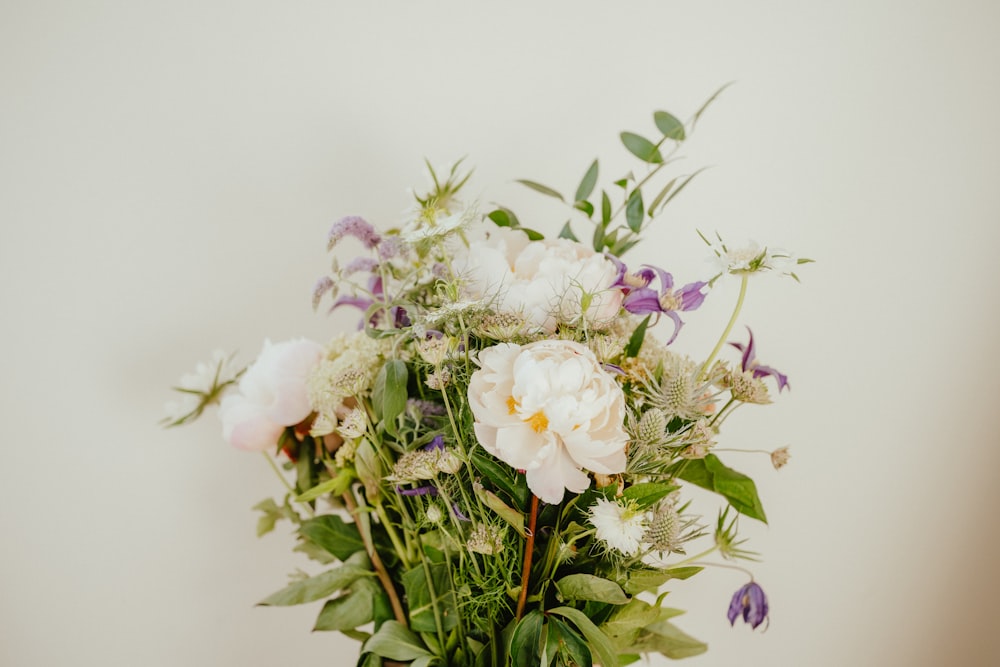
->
(729, 327, 790, 392)
(425, 435, 446, 451)
(328, 216, 382, 250)
(312, 276, 335, 310)
(344, 257, 379, 276)
(452, 503, 470, 521)
(611, 257, 708, 345)
(397, 485, 438, 497)
(727, 581, 769, 630)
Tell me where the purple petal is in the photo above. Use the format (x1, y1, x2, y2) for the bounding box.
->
(330, 296, 374, 313)
(641, 264, 674, 292)
(397, 485, 438, 497)
(677, 281, 708, 311)
(744, 582, 769, 629)
(424, 435, 446, 451)
(605, 253, 628, 287)
(663, 310, 684, 346)
(623, 288, 663, 315)
(752, 364, 790, 392)
(727, 584, 748, 625)
(452, 503, 470, 521)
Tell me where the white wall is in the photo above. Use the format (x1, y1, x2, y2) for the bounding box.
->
(3, 1, 999, 665)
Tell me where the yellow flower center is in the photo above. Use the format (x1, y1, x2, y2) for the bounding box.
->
(507, 396, 518, 414)
(526, 411, 549, 433)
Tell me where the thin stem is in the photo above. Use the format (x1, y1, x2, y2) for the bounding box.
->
(515, 494, 540, 621)
(261, 452, 314, 518)
(669, 545, 719, 570)
(375, 502, 412, 569)
(699, 273, 749, 380)
(342, 491, 408, 626)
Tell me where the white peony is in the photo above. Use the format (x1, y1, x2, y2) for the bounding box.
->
(467, 340, 629, 504)
(455, 225, 623, 333)
(218, 338, 324, 452)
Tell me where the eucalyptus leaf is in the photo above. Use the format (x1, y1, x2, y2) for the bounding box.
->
(574, 159, 599, 203)
(517, 179, 565, 201)
(658, 168, 708, 211)
(520, 226, 545, 241)
(548, 607, 618, 667)
(556, 574, 629, 605)
(592, 220, 605, 253)
(574, 200, 594, 217)
(600, 191, 611, 225)
(558, 221, 578, 242)
(647, 177, 678, 216)
(487, 209, 512, 227)
(653, 111, 686, 141)
(625, 189, 644, 233)
(692, 81, 734, 130)
(620, 132, 663, 164)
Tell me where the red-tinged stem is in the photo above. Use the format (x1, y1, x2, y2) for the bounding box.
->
(515, 494, 540, 621)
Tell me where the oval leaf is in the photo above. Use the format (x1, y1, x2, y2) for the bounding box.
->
(556, 574, 629, 605)
(259, 563, 371, 606)
(625, 189, 644, 233)
(574, 159, 599, 203)
(620, 132, 663, 164)
(653, 111, 686, 141)
(362, 621, 433, 661)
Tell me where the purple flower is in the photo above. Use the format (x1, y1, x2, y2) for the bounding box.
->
(615, 262, 707, 345)
(344, 257, 379, 275)
(328, 216, 382, 250)
(397, 485, 438, 497)
(727, 581, 769, 630)
(729, 328, 789, 392)
(312, 276, 335, 310)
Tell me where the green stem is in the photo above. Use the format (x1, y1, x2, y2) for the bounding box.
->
(669, 545, 719, 570)
(376, 502, 412, 569)
(261, 452, 314, 518)
(699, 273, 749, 380)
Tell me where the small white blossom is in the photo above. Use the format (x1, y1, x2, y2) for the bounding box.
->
(589, 498, 647, 556)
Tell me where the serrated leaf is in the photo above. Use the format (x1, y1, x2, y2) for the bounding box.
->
(653, 111, 686, 141)
(362, 620, 433, 661)
(300, 514, 365, 561)
(624, 315, 651, 359)
(558, 221, 578, 242)
(622, 482, 678, 509)
(625, 189, 644, 233)
(313, 590, 373, 631)
(259, 561, 371, 606)
(516, 179, 565, 201)
(548, 607, 618, 667)
(620, 132, 663, 164)
(556, 574, 629, 605)
(574, 159, 599, 202)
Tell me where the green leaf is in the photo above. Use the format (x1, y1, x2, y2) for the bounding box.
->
(509, 610, 545, 667)
(653, 111, 686, 141)
(259, 562, 371, 606)
(354, 438, 384, 502)
(516, 179, 565, 201)
(372, 360, 408, 432)
(548, 606, 618, 667)
(548, 617, 593, 667)
(296, 468, 354, 503)
(625, 189, 644, 233)
(574, 159, 599, 203)
(402, 563, 458, 632)
(657, 167, 708, 212)
(471, 448, 528, 510)
(624, 315, 651, 358)
(592, 221, 605, 253)
(300, 514, 365, 561)
(692, 81, 734, 130)
(253, 497, 296, 537)
(574, 200, 595, 217)
(622, 482, 678, 509)
(556, 574, 629, 605)
(477, 487, 525, 537)
(363, 621, 433, 661)
(678, 455, 767, 523)
(634, 619, 708, 659)
(601, 598, 662, 651)
(558, 221, 578, 242)
(647, 177, 677, 217)
(520, 226, 545, 241)
(313, 584, 375, 631)
(622, 566, 703, 595)
(487, 209, 512, 227)
(664, 566, 703, 581)
(600, 191, 611, 225)
(620, 132, 663, 164)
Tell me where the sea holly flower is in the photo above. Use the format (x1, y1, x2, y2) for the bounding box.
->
(729, 327, 789, 392)
(467, 340, 629, 504)
(727, 581, 770, 630)
(218, 338, 324, 452)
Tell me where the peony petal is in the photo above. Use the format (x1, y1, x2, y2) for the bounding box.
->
(493, 423, 549, 470)
(525, 444, 590, 504)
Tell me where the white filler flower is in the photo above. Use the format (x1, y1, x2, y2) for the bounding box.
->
(468, 340, 629, 504)
(589, 497, 647, 556)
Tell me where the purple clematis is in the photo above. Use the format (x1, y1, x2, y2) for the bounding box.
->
(608, 256, 708, 345)
(729, 327, 789, 392)
(727, 581, 769, 630)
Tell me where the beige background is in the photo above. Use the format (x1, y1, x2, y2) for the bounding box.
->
(3, 1, 999, 665)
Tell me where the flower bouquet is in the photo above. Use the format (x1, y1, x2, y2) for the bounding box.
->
(166, 96, 808, 667)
